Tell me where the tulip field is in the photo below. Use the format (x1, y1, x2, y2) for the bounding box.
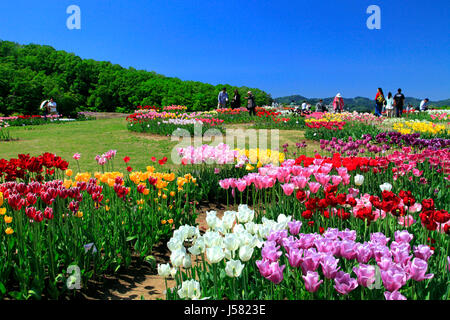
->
(0, 108, 449, 300)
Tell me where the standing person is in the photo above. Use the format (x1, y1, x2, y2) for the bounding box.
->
(231, 89, 241, 109)
(374, 88, 385, 117)
(316, 99, 326, 112)
(385, 92, 394, 118)
(393, 88, 405, 117)
(217, 87, 229, 109)
(301, 100, 308, 112)
(333, 93, 344, 113)
(419, 98, 429, 112)
(245, 91, 256, 116)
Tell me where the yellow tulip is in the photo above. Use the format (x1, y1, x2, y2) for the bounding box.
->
(4, 215, 12, 224)
(5, 227, 13, 235)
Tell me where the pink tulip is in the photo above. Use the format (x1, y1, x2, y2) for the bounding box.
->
(73, 153, 81, 160)
(281, 183, 295, 196)
(308, 182, 321, 194)
(302, 271, 323, 293)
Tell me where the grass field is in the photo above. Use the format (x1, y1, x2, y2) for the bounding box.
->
(0, 116, 319, 173)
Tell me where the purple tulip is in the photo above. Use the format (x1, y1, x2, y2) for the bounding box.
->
(394, 230, 414, 243)
(413, 245, 434, 262)
(300, 249, 322, 274)
(384, 291, 407, 300)
(353, 264, 376, 288)
(266, 261, 285, 285)
(408, 258, 434, 282)
(339, 240, 357, 260)
(370, 232, 390, 246)
(288, 220, 302, 236)
(320, 255, 340, 279)
(256, 259, 272, 278)
(380, 266, 407, 292)
(286, 248, 303, 268)
(261, 242, 282, 262)
(355, 243, 373, 264)
(302, 271, 323, 293)
(334, 271, 358, 295)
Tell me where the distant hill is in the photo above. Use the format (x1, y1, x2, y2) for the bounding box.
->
(275, 95, 450, 112)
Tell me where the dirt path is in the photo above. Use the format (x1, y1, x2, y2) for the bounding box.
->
(79, 202, 232, 300)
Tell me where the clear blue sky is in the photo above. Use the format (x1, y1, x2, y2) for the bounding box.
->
(0, 0, 449, 100)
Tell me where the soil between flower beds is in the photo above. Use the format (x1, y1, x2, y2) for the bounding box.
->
(75, 202, 229, 300)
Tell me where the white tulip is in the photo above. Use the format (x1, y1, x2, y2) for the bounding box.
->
(203, 231, 223, 248)
(239, 245, 254, 262)
(170, 268, 177, 278)
(170, 249, 187, 268)
(224, 233, 240, 252)
(178, 280, 201, 300)
(379, 182, 393, 192)
(354, 174, 364, 186)
(182, 254, 192, 268)
(206, 246, 225, 264)
(222, 211, 236, 230)
(157, 263, 171, 277)
(225, 259, 245, 278)
(237, 204, 254, 223)
(188, 236, 205, 255)
(167, 237, 183, 252)
(206, 211, 218, 229)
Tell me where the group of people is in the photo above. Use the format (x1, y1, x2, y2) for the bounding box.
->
(375, 88, 430, 118)
(218, 87, 256, 115)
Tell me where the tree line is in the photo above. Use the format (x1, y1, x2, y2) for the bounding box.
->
(0, 40, 273, 117)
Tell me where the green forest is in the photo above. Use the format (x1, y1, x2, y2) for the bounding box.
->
(0, 40, 273, 117)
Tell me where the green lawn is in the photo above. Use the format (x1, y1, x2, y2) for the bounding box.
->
(1, 117, 319, 173)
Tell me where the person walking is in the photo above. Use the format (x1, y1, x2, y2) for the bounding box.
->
(218, 87, 229, 109)
(333, 93, 344, 113)
(393, 88, 405, 117)
(375, 88, 385, 117)
(245, 91, 256, 116)
(385, 92, 394, 118)
(231, 89, 241, 109)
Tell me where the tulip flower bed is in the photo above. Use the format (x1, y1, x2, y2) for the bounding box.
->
(253, 109, 306, 130)
(126, 111, 225, 136)
(0, 152, 199, 300)
(214, 108, 253, 123)
(305, 120, 383, 142)
(176, 144, 285, 202)
(157, 143, 449, 300)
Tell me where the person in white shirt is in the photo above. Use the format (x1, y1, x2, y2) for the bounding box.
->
(301, 101, 307, 111)
(419, 98, 429, 112)
(385, 92, 394, 118)
(48, 98, 58, 115)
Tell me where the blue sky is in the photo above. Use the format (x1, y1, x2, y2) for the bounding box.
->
(0, 0, 449, 100)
